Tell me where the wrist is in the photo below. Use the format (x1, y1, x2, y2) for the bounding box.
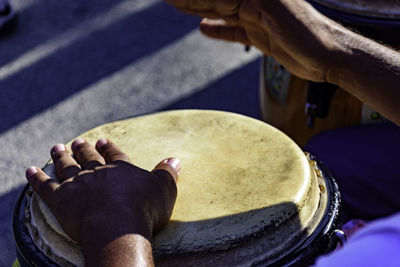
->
(79, 208, 153, 247)
(80, 209, 154, 267)
(84, 234, 154, 267)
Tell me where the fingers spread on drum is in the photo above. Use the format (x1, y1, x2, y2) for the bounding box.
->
(71, 138, 106, 170)
(95, 138, 131, 164)
(50, 144, 81, 182)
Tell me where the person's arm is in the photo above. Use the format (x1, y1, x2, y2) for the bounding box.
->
(25, 138, 181, 267)
(327, 31, 400, 125)
(165, 0, 400, 125)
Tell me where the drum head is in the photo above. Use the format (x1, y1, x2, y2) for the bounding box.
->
(22, 110, 328, 266)
(310, 0, 400, 19)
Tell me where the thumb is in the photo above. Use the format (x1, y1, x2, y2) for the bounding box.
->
(152, 158, 181, 183)
(151, 158, 181, 233)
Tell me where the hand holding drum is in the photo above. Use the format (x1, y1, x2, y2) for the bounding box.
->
(25, 138, 181, 266)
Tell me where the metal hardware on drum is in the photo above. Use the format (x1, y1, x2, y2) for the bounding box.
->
(331, 229, 347, 248)
(305, 82, 337, 128)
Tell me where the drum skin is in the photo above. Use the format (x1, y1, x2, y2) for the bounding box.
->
(13, 110, 343, 266)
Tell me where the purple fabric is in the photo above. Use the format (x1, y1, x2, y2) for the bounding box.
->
(305, 122, 400, 221)
(314, 212, 400, 267)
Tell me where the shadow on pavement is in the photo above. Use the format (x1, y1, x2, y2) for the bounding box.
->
(163, 59, 261, 119)
(0, 1, 200, 134)
(1, 0, 140, 65)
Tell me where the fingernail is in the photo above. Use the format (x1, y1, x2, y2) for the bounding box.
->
(51, 144, 66, 155)
(166, 158, 181, 174)
(96, 138, 108, 149)
(71, 138, 85, 149)
(26, 166, 37, 179)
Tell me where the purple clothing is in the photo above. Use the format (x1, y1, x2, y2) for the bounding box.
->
(306, 123, 400, 265)
(314, 212, 400, 267)
(305, 122, 400, 221)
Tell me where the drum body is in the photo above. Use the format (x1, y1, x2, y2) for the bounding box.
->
(310, 0, 400, 45)
(260, 0, 397, 147)
(259, 58, 363, 147)
(13, 110, 342, 266)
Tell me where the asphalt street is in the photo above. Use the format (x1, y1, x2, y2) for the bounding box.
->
(0, 0, 261, 264)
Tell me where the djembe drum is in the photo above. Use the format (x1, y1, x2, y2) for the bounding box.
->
(260, 0, 399, 147)
(13, 110, 343, 266)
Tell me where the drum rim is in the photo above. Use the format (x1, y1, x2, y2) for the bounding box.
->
(308, 0, 400, 20)
(264, 154, 342, 267)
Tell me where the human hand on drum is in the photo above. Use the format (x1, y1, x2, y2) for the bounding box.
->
(25, 138, 181, 266)
(165, 0, 349, 82)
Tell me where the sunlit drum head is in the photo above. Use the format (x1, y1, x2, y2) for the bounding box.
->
(25, 110, 327, 266)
